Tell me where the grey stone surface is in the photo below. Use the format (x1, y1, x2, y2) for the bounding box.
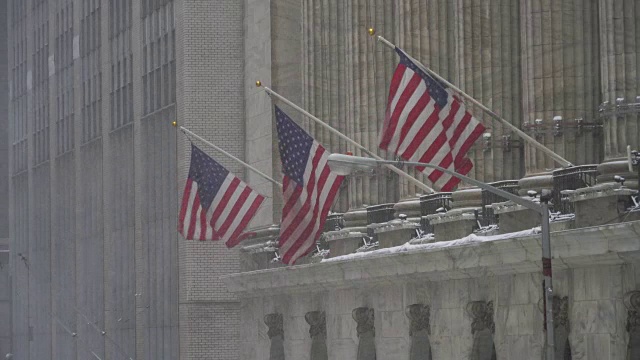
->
(492, 202, 540, 234)
(224, 221, 640, 359)
(427, 208, 480, 242)
(599, 0, 640, 160)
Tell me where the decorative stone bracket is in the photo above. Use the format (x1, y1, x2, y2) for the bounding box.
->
(406, 303, 430, 336)
(305, 311, 326, 338)
(352, 307, 375, 337)
(264, 313, 284, 339)
(625, 290, 640, 360)
(467, 301, 495, 334)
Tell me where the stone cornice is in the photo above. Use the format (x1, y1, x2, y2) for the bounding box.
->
(222, 221, 640, 297)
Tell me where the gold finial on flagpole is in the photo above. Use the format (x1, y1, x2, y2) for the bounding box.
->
(368, 27, 375, 36)
(171, 121, 177, 127)
(255, 80, 262, 87)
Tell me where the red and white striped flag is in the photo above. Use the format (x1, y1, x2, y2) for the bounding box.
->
(380, 48, 485, 191)
(275, 106, 345, 265)
(178, 144, 264, 247)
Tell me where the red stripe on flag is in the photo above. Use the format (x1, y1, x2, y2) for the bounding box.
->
(281, 164, 332, 264)
(218, 186, 253, 238)
(393, 90, 432, 155)
(399, 104, 441, 160)
(380, 65, 408, 150)
(380, 71, 422, 150)
(186, 194, 201, 240)
(209, 177, 241, 231)
(226, 195, 265, 248)
(291, 175, 344, 264)
(279, 148, 324, 248)
(178, 179, 193, 234)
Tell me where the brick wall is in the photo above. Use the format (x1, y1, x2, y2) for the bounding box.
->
(176, 0, 245, 359)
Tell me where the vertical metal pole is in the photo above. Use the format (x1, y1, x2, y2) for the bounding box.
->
(541, 200, 555, 360)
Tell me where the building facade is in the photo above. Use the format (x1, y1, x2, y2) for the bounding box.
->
(5, 0, 640, 360)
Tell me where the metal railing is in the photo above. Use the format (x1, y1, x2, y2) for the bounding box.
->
(481, 180, 520, 225)
(323, 213, 345, 232)
(419, 192, 453, 233)
(552, 165, 598, 214)
(366, 203, 396, 240)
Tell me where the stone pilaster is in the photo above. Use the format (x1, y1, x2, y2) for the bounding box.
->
(520, 0, 603, 173)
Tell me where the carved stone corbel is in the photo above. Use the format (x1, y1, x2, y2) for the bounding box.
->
(467, 301, 496, 360)
(467, 301, 495, 335)
(305, 311, 326, 338)
(406, 304, 432, 360)
(305, 311, 327, 360)
(406, 303, 430, 336)
(352, 307, 376, 360)
(264, 313, 285, 360)
(352, 307, 375, 337)
(625, 290, 640, 359)
(264, 313, 284, 339)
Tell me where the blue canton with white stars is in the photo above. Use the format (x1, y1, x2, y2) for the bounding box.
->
(396, 47, 449, 109)
(275, 106, 314, 186)
(188, 144, 230, 210)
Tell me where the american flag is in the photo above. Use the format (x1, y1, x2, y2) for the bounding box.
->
(275, 106, 345, 265)
(380, 48, 485, 191)
(178, 144, 265, 247)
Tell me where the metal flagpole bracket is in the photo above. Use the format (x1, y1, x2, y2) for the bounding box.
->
(374, 34, 573, 169)
(257, 82, 436, 194)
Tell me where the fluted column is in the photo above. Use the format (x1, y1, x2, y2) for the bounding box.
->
(454, 0, 523, 183)
(597, 0, 640, 188)
(396, 0, 457, 196)
(302, 0, 399, 209)
(520, 0, 602, 174)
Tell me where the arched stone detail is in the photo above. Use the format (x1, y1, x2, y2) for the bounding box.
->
(305, 311, 327, 360)
(406, 303, 432, 360)
(352, 307, 376, 360)
(625, 290, 640, 359)
(265, 313, 285, 360)
(467, 301, 496, 360)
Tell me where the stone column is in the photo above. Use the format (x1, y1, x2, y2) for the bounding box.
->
(467, 300, 496, 360)
(305, 311, 328, 360)
(454, 0, 524, 183)
(265, 313, 285, 360)
(520, 0, 603, 174)
(302, 0, 399, 209)
(406, 303, 432, 360)
(352, 307, 376, 360)
(396, 0, 457, 196)
(625, 290, 640, 359)
(597, 0, 640, 188)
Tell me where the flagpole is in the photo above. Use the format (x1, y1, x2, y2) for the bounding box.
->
(257, 83, 436, 194)
(176, 124, 283, 189)
(373, 32, 574, 168)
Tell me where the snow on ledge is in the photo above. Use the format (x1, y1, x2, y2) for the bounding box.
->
(322, 227, 542, 263)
